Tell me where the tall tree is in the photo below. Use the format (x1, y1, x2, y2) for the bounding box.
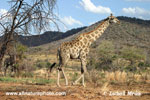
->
(0, 0, 59, 71)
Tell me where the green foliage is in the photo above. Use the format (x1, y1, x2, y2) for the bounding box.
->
(120, 46, 146, 63)
(88, 40, 149, 72)
(72, 72, 78, 82)
(124, 66, 137, 72)
(21, 72, 34, 78)
(0, 77, 55, 84)
(0, 77, 17, 82)
(35, 59, 51, 69)
(36, 60, 45, 69)
(16, 43, 27, 55)
(88, 41, 118, 71)
(45, 62, 51, 69)
(97, 40, 116, 60)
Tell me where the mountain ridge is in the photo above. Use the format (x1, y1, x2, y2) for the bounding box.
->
(1, 16, 150, 52)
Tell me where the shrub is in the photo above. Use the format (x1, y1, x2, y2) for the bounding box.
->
(35, 60, 46, 69)
(45, 62, 51, 69)
(120, 46, 146, 65)
(21, 72, 34, 78)
(71, 72, 78, 82)
(88, 40, 118, 71)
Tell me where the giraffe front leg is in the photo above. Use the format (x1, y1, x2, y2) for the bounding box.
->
(73, 58, 87, 87)
(81, 67, 86, 87)
(81, 58, 87, 87)
(82, 73, 85, 87)
(72, 74, 83, 85)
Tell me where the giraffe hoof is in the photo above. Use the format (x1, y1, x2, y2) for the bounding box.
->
(83, 85, 86, 87)
(72, 82, 78, 86)
(65, 83, 68, 86)
(72, 82, 75, 86)
(82, 84, 86, 87)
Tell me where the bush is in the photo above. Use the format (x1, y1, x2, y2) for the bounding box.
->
(35, 59, 52, 69)
(35, 60, 46, 69)
(120, 46, 146, 65)
(88, 40, 118, 71)
(21, 72, 34, 78)
(88, 40, 148, 72)
(45, 62, 51, 69)
(124, 66, 137, 72)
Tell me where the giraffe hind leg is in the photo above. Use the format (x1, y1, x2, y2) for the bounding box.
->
(57, 66, 68, 87)
(62, 68, 68, 86)
(57, 69, 61, 87)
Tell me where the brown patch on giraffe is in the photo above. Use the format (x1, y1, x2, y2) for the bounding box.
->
(83, 38, 88, 43)
(76, 42, 79, 46)
(82, 45, 86, 48)
(79, 41, 83, 47)
(84, 48, 88, 52)
(95, 35, 99, 39)
(95, 31, 98, 34)
(86, 34, 91, 39)
(91, 33, 95, 37)
(89, 38, 94, 43)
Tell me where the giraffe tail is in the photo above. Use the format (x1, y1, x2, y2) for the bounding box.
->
(50, 48, 61, 72)
(50, 62, 56, 72)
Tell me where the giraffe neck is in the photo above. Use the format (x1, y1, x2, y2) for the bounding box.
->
(78, 18, 110, 47)
(90, 19, 110, 41)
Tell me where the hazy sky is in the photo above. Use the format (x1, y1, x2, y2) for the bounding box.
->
(0, 0, 150, 32)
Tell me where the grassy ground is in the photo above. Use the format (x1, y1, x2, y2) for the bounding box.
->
(1, 54, 150, 100)
(0, 76, 56, 85)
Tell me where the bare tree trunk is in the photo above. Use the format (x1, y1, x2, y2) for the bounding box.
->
(0, 32, 13, 71)
(0, 0, 23, 71)
(0, 0, 58, 72)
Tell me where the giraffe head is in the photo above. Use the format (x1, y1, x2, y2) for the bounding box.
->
(108, 13, 120, 24)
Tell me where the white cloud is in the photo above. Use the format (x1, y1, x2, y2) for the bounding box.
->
(61, 16, 83, 26)
(122, 7, 150, 15)
(79, 0, 112, 14)
(0, 9, 8, 16)
(0, 9, 11, 23)
(125, 0, 150, 2)
(122, 7, 150, 19)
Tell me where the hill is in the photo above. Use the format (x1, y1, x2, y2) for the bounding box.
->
(28, 16, 150, 54)
(1, 16, 149, 53)
(17, 27, 86, 47)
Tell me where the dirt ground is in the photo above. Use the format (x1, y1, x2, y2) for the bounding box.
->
(0, 82, 150, 100)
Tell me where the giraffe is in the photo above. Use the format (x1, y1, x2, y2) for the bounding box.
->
(51, 14, 120, 87)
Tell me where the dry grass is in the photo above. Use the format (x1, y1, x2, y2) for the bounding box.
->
(27, 54, 81, 67)
(104, 71, 150, 83)
(105, 71, 127, 82)
(3, 53, 149, 87)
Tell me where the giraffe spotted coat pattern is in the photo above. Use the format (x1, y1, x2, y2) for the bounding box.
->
(55, 14, 120, 87)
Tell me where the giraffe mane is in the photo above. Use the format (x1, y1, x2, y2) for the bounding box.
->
(76, 17, 109, 39)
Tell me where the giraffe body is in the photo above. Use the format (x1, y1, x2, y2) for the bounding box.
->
(56, 14, 120, 87)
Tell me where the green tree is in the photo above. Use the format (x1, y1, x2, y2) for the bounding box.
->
(120, 46, 146, 65)
(88, 40, 118, 71)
